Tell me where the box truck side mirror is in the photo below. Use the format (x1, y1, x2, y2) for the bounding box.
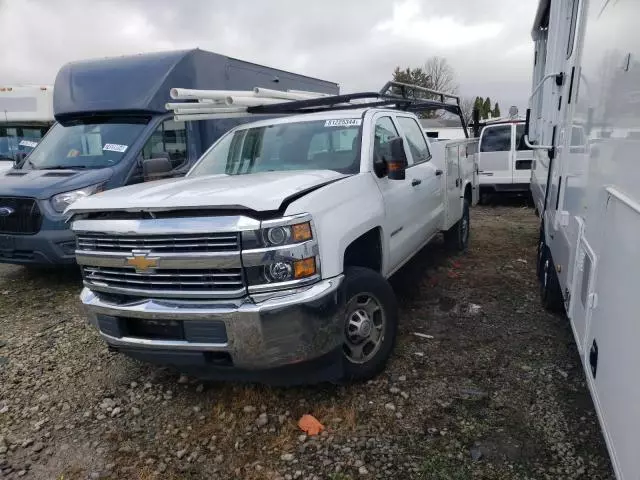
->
(142, 156, 173, 182)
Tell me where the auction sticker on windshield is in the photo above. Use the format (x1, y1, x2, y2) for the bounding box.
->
(103, 143, 128, 153)
(324, 119, 362, 127)
(18, 140, 38, 148)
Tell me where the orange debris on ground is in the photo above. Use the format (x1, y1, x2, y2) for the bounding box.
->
(298, 414, 324, 436)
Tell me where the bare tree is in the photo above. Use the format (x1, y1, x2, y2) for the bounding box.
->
(459, 97, 475, 126)
(424, 57, 458, 94)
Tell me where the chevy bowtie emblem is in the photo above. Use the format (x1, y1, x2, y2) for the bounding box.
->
(125, 252, 159, 272)
(0, 207, 14, 217)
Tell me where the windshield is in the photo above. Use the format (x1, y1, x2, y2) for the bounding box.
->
(0, 125, 48, 162)
(189, 119, 362, 177)
(25, 117, 149, 170)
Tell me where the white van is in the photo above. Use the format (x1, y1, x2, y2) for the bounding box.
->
(477, 121, 533, 201)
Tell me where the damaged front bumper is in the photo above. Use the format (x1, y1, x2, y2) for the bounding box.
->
(81, 276, 345, 382)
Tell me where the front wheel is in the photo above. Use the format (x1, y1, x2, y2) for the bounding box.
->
(341, 267, 398, 382)
(444, 199, 470, 251)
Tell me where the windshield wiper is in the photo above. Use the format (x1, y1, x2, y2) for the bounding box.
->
(0, 156, 14, 162)
(38, 165, 88, 170)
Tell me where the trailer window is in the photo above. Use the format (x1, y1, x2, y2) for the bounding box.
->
(480, 125, 511, 152)
(396, 117, 431, 164)
(141, 119, 188, 169)
(566, 0, 579, 58)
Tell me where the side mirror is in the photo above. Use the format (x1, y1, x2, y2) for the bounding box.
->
(142, 157, 173, 182)
(388, 137, 407, 180)
(524, 108, 531, 139)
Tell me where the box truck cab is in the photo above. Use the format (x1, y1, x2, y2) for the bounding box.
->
(0, 49, 337, 265)
(0, 85, 54, 173)
(477, 120, 533, 201)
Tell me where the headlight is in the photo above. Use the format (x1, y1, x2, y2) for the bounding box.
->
(262, 221, 313, 246)
(242, 216, 319, 292)
(50, 184, 103, 213)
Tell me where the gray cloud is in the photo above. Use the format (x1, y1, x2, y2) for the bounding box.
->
(0, 0, 537, 112)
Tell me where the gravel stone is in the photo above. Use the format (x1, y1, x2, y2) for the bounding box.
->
(280, 453, 295, 462)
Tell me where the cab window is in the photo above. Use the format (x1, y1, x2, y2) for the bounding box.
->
(141, 119, 188, 169)
(396, 116, 431, 164)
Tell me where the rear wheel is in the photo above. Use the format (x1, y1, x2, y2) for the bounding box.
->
(444, 200, 470, 251)
(341, 267, 398, 381)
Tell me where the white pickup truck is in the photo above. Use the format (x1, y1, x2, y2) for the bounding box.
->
(67, 86, 478, 384)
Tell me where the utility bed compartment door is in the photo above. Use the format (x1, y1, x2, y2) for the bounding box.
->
(445, 144, 462, 227)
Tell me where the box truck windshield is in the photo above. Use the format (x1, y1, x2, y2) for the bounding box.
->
(26, 117, 148, 170)
(0, 125, 49, 162)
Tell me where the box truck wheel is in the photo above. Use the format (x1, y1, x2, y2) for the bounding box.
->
(540, 246, 564, 313)
(341, 267, 398, 381)
(444, 199, 470, 251)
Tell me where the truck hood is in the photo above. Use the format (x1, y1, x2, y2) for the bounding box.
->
(0, 167, 113, 199)
(68, 170, 347, 214)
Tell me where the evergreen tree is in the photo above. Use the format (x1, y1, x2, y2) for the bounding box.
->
(482, 97, 492, 119)
(493, 102, 501, 118)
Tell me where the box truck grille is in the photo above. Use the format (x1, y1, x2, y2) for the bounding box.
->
(0, 197, 42, 234)
(82, 266, 246, 298)
(76, 232, 240, 253)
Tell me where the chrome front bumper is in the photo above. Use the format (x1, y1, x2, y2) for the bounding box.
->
(81, 275, 345, 370)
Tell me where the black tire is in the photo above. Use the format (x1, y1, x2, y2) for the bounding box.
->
(536, 225, 545, 282)
(341, 267, 398, 382)
(444, 200, 470, 251)
(479, 193, 490, 205)
(540, 246, 564, 313)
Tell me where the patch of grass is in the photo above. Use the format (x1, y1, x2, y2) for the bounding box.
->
(419, 455, 470, 480)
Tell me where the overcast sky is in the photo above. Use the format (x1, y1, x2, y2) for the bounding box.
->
(0, 0, 537, 112)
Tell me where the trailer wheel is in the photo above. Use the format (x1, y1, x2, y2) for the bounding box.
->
(540, 246, 564, 313)
(341, 267, 398, 382)
(444, 200, 470, 251)
(536, 226, 545, 283)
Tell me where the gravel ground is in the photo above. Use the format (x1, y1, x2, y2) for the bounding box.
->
(0, 202, 614, 480)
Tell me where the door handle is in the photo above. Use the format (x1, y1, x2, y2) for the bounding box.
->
(435, 170, 443, 176)
(411, 179, 422, 187)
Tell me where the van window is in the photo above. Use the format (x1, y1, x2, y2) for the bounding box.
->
(515, 124, 532, 151)
(396, 117, 431, 164)
(141, 119, 188, 169)
(480, 125, 511, 152)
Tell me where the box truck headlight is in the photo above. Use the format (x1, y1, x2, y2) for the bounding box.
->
(51, 184, 103, 213)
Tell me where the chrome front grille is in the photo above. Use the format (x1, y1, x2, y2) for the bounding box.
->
(76, 232, 240, 253)
(82, 266, 246, 299)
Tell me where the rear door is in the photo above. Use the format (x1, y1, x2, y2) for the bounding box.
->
(478, 124, 513, 186)
(395, 115, 444, 240)
(513, 123, 533, 185)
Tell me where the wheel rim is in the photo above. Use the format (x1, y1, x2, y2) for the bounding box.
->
(343, 293, 386, 364)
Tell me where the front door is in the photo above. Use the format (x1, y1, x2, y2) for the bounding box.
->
(370, 115, 417, 273)
(478, 124, 513, 186)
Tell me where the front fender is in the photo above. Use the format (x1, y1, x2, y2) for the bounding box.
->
(284, 174, 385, 278)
